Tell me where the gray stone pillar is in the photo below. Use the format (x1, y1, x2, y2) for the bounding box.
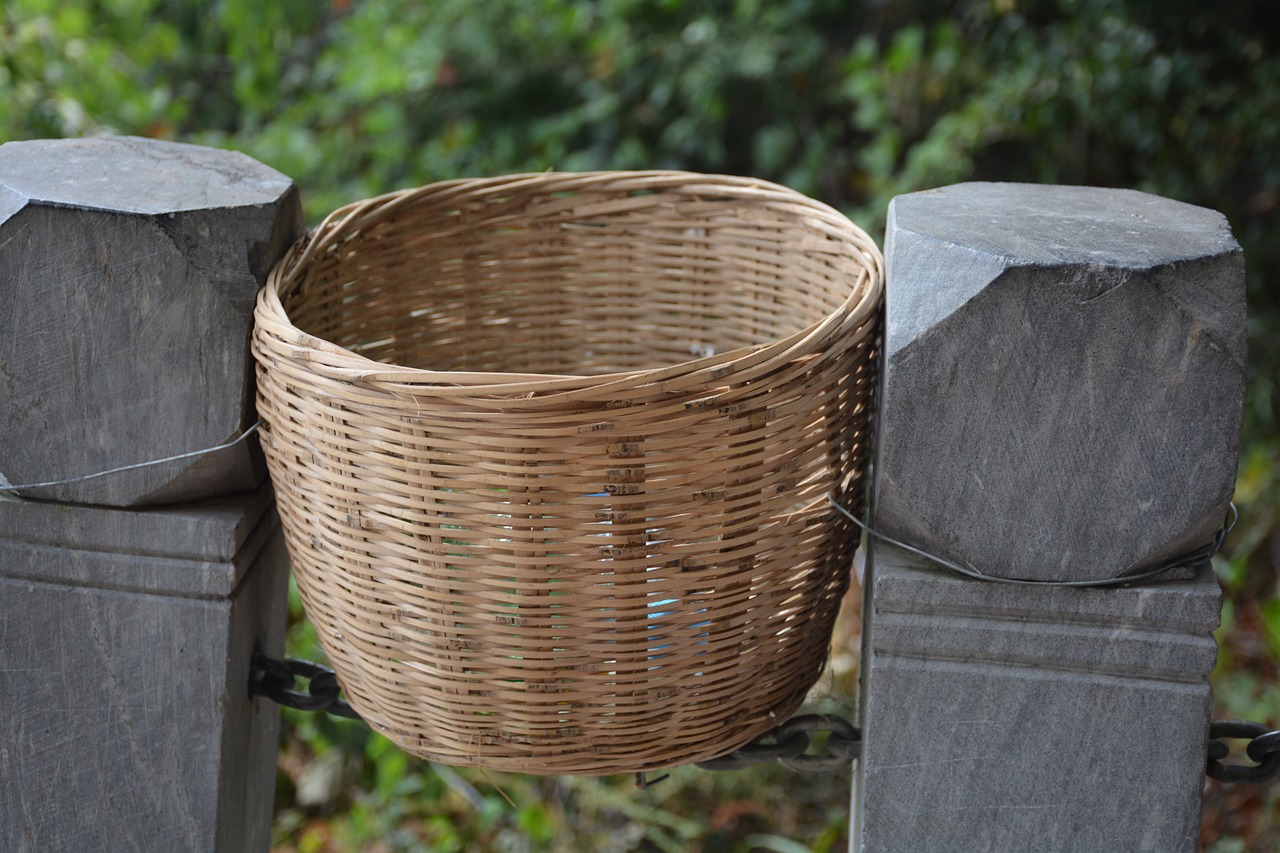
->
(0, 138, 304, 852)
(0, 488, 288, 852)
(853, 183, 1245, 852)
(0, 136, 303, 507)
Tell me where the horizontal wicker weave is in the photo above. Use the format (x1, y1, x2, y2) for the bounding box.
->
(253, 171, 882, 774)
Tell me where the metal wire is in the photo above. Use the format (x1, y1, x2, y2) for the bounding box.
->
(828, 493, 1237, 588)
(0, 421, 261, 491)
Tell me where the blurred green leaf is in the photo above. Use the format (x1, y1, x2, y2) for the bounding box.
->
(744, 834, 816, 853)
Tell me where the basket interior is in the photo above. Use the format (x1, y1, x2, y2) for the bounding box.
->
(280, 184, 863, 376)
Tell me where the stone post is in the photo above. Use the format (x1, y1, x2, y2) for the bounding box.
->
(853, 183, 1245, 852)
(0, 137, 304, 852)
(0, 136, 303, 507)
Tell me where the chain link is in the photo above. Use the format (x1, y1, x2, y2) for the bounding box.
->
(249, 654, 363, 719)
(696, 713, 861, 772)
(1207, 720, 1280, 783)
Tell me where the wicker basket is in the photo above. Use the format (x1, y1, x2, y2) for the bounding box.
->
(253, 171, 882, 774)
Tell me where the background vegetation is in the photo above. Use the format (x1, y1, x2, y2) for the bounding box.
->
(3, 0, 1277, 849)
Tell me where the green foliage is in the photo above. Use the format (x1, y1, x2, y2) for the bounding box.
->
(3, 0, 1278, 848)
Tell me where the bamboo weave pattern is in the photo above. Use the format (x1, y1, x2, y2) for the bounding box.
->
(253, 172, 883, 773)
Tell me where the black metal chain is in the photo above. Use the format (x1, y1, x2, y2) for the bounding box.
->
(247, 654, 1279, 785)
(1207, 720, 1280, 783)
(246, 653, 861, 772)
(249, 654, 363, 720)
(695, 713, 861, 773)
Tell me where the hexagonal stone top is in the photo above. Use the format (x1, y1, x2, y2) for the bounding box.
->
(875, 183, 1246, 583)
(0, 137, 304, 507)
(0, 136, 292, 215)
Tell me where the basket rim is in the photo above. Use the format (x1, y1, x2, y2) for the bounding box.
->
(255, 170, 884, 397)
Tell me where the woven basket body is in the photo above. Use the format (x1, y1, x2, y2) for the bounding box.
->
(253, 172, 882, 774)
